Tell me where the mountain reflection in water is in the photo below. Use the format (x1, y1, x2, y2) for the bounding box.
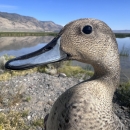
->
(0, 36, 54, 51)
(0, 36, 130, 82)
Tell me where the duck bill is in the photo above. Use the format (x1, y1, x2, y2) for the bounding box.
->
(5, 36, 68, 70)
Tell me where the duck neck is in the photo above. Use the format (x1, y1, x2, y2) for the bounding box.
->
(91, 49, 120, 92)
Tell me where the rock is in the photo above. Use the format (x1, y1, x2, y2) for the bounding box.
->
(47, 99, 53, 106)
(0, 69, 4, 74)
(0, 109, 5, 111)
(37, 101, 43, 107)
(27, 115, 31, 120)
(46, 69, 57, 75)
(121, 106, 128, 110)
(78, 79, 84, 82)
(59, 73, 67, 77)
(44, 108, 47, 112)
(2, 98, 9, 106)
(19, 84, 27, 94)
(0, 72, 129, 129)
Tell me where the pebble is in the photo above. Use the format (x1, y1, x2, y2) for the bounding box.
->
(59, 73, 67, 77)
(0, 69, 4, 74)
(27, 115, 31, 120)
(0, 72, 129, 129)
(47, 99, 53, 106)
(0, 109, 5, 111)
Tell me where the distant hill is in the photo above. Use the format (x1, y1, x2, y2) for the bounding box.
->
(0, 12, 63, 32)
(113, 30, 130, 33)
(0, 12, 129, 33)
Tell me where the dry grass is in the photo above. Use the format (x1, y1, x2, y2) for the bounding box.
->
(31, 118, 44, 128)
(0, 111, 44, 130)
(0, 55, 93, 130)
(58, 65, 94, 78)
(0, 68, 38, 81)
(1, 55, 94, 81)
(0, 111, 29, 130)
(0, 81, 43, 129)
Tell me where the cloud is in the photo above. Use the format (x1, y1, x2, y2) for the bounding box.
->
(0, 4, 18, 10)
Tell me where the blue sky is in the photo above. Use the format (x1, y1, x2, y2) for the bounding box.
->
(0, 0, 130, 30)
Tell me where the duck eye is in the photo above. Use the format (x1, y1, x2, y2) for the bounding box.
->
(82, 25, 92, 34)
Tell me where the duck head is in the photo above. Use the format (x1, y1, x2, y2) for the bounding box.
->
(5, 18, 119, 77)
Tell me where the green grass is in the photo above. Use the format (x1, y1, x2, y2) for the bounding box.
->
(119, 45, 129, 57)
(0, 32, 130, 38)
(23, 97, 31, 102)
(31, 119, 44, 128)
(0, 32, 57, 37)
(116, 81, 130, 107)
(115, 33, 130, 38)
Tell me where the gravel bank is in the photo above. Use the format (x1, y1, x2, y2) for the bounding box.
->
(0, 72, 130, 129)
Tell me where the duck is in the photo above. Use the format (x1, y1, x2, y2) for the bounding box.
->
(5, 18, 126, 130)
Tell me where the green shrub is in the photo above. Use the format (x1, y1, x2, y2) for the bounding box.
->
(116, 81, 130, 106)
(0, 32, 57, 37)
(31, 119, 44, 128)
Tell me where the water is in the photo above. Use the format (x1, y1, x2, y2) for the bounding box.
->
(0, 36, 130, 82)
(0, 36, 53, 56)
(117, 37, 130, 82)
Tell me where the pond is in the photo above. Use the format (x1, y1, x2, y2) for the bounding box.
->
(0, 36, 130, 82)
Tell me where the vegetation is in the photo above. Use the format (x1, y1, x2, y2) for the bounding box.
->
(58, 63, 94, 78)
(0, 68, 38, 81)
(23, 96, 31, 102)
(31, 118, 44, 128)
(115, 33, 130, 38)
(119, 45, 129, 57)
(0, 55, 38, 81)
(0, 111, 29, 130)
(0, 32, 130, 38)
(0, 55, 94, 129)
(36, 60, 94, 78)
(0, 32, 57, 37)
(116, 81, 130, 107)
(0, 111, 44, 130)
(0, 54, 130, 129)
(0, 55, 94, 81)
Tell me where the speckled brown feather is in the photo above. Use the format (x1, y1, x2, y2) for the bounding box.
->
(45, 18, 126, 130)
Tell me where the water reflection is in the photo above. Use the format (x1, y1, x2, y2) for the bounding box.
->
(0, 36, 53, 56)
(0, 36, 54, 51)
(117, 37, 130, 52)
(120, 56, 130, 82)
(0, 36, 130, 82)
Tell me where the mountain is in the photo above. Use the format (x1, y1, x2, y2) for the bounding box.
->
(0, 12, 63, 32)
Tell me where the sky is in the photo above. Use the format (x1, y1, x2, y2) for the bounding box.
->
(0, 0, 130, 30)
